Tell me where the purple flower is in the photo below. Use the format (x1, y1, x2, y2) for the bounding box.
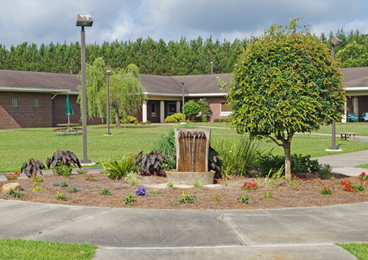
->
(136, 187, 146, 196)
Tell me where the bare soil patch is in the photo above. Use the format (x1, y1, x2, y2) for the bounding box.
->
(1, 172, 367, 209)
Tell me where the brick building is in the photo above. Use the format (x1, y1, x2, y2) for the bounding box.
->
(0, 67, 367, 129)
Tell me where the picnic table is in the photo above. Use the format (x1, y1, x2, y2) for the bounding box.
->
(339, 132, 357, 141)
(54, 123, 82, 135)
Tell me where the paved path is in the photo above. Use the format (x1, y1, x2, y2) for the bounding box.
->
(0, 199, 366, 259)
(314, 149, 368, 176)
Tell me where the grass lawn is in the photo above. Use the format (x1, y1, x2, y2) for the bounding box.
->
(315, 122, 368, 136)
(337, 242, 368, 260)
(1, 123, 368, 173)
(0, 239, 96, 260)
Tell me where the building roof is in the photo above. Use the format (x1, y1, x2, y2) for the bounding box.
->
(0, 67, 367, 96)
(0, 69, 80, 94)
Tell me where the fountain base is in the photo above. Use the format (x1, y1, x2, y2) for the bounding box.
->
(166, 170, 215, 185)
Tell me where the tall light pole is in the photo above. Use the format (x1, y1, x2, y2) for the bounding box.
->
(76, 14, 93, 163)
(105, 70, 113, 136)
(180, 81, 186, 124)
(328, 37, 342, 151)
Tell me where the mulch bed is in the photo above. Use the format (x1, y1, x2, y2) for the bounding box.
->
(1, 172, 367, 210)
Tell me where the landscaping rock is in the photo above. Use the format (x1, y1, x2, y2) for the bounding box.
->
(1, 183, 21, 192)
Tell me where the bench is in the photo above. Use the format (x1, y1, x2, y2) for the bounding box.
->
(53, 129, 65, 136)
(339, 132, 357, 141)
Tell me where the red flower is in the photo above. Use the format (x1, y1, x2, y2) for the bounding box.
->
(246, 186, 250, 189)
(347, 187, 351, 191)
(362, 172, 366, 176)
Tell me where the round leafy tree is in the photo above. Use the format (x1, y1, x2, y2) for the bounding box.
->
(222, 18, 345, 180)
(184, 100, 200, 121)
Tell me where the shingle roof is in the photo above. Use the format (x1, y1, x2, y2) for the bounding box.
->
(0, 69, 80, 93)
(341, 67, 368, 88)
(0, 67, 367, 96)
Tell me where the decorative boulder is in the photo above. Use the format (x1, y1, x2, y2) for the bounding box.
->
(1, 183, 21, 192)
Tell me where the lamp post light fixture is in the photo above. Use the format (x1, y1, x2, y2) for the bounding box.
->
(180, 81, 186, 124)
(105, 70, 113, 136)
(76, 14, 93, 163)
(327, 37, 342, 151)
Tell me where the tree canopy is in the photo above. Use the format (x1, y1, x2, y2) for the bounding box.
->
(78, 57, 146, 127)
(221, 18, 346, 180)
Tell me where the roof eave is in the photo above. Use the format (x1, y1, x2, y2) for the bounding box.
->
(0, 86, 79, 94)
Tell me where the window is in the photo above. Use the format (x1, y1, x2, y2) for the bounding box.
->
(151, 102, 156, 117)
(220, 101, 232, 116)
(33, 99, 39, 107)
(11, 98, 18, 108)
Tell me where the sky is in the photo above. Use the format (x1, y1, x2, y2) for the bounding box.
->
(1, 0, 368, 49)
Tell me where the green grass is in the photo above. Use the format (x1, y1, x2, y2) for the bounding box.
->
(0, 239, 97, 259)
(314, 122, 368, 136)
(336, 242, 368, 260)
(1, 123, 368, 173)
(355, 163, 368, 169)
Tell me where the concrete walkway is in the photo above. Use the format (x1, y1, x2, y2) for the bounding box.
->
(0, 199, 366, 259)
(314, 149, 368, 176)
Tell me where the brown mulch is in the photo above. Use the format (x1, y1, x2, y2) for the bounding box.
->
(1, 172, 368, 210)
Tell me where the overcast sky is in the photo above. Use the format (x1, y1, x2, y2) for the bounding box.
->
(1, 0, 368, 49)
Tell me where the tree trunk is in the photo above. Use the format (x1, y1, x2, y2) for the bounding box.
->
(114, 108, 121, 128)
(283, 141, 291, 181)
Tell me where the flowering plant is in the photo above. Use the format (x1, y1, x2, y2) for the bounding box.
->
(4, 172, 20, 180)
(136, 186, 147, 196)
(359, 172, 368, 182)
(321, 186, 334, 195)
(77, 168, 89, 174)
(242, 182, 257, 190)
(341, 180, 365, 192)
(85, 174, 96, 181)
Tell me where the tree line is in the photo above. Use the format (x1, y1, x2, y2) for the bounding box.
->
(0, 29, 367, 76)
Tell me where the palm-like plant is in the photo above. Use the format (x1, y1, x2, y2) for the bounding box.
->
(102, 155, 138, 180)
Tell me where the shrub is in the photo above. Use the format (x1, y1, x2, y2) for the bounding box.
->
(237, 194, 251, 204)
(103, 155, 138, 180)
(317, 164, 332, 179)
(4, 173, 20, 181)
(184, 100, 200, 121)
(258, 153, 319, 177)
(211, 135, 260, 177)
(32, 186, 42, 192)
(54, 163, 71, 178)
(321, 186, 333, 195)
(359, 172, 368, 182)
(198, 98, 210, 121)
(121, 116, 138, 124)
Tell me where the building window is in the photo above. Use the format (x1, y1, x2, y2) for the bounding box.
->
(220, 101, 232, 116)
(33, 99, 39, 107)
(151, 102, 156, 117)
(11, 98, 18, 108)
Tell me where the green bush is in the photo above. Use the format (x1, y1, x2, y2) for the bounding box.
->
(258, 153, 319, 177)
(102, 155, 138, 180)
(211, 135, 260, 177)
(214, 118, 229, 123)
(184, 100, 200, 121)
(120, 116, 138, 124)
(164, 115, 177, 123)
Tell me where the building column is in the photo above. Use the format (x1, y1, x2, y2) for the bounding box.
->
(176, 100, 181, 113)
(341, 100, 347, 123)
(353, 97, 359, 122)
(160, 100, 165, 123)
(142, 100, 147, 122)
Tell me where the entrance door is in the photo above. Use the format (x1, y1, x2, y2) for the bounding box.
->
(167, 102, 176, 116)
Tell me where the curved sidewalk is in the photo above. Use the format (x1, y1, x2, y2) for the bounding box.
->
(0, 199, 366, 259)
(314, 149, 368, 176)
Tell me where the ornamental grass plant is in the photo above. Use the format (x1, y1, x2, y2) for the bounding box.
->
(211, 135, 260, 177)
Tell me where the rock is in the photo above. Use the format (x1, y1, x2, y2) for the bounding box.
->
(1, 183, 21, 192)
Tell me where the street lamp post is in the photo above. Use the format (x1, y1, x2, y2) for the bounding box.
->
(105, 70, 113, 136)
(180, 81, 186, 124)
(328, 37, 342, 151)
(76, 14, 93, 163)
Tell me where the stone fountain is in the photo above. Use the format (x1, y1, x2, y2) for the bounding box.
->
(166, 128, 215, 185)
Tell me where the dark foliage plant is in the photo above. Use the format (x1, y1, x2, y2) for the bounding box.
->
(133, 150, 169, 177)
